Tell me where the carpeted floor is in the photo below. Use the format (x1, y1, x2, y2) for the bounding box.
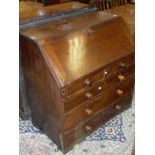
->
(19, 97, 135, 155)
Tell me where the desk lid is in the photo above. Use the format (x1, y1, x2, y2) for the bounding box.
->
(20, 12, 134, 87)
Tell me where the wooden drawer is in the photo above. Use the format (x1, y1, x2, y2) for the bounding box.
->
(104, 64, 134, 90)
(64, 94, 133, 150)
(64, 65, 134, 113)
(63, 68, 104, 98)
(64, 81, 104, 113)
(104, 54, 134, 77)
(63, 54, 134, 98)
(64, 77, 134, 131)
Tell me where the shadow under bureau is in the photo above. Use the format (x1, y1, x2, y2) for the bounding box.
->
(20, 11, 135, 153)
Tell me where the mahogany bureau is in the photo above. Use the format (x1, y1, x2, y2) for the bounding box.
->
(19, 2, 97, 119)
(20, 11, 135, 153)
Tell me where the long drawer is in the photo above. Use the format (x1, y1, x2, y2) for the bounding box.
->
(64, 64, 134, 113)
(64, 76, 134, 131)
(62, 53, 134, 98)
(64, 93, 133, 150)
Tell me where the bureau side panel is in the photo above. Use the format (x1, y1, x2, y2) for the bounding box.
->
(20, 35, 64, 150)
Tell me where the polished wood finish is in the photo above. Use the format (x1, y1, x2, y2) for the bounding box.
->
(36, 17, 134, 85)
(85, 108, 93, 115)
(64, 94, 133, 150)
(104, 54, 134, 77)
(20, 2, 91, 24)
(64, 77, 134, 131)
(19, 1, 43, 12)
(105, 4, 135, 37)
(64, 64, 134, 112)
(20, 10, 134, 153)
(19, 2, 96, 119)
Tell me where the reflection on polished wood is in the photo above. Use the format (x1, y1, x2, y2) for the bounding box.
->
(19, 2, 96, 119)
(20, 12, 134, 86)
(40, 16, 134, 85)
(68, 35, 86, 76)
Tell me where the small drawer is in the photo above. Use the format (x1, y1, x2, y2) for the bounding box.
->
(64, 64, 134, 113)
(62, 54, 134, 99)
(64, 77, 134, 131)
(64, 94, 133, 149)
(104, 54, 134, 77)
(104, 64, 134, 90)
(63, 68, 104, 98)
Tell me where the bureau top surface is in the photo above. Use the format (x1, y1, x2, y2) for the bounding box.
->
(20, 2, 89, 23)
(19, 1, 43, 12)
(105, 4, 135, 36)
(20, 12, 131, 40)
(21, 12, 134, 87)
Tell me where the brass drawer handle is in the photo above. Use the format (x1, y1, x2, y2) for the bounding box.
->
(84, 79, 91, 86)
(114, 104, 122, 110)
(118, 74, 126, 81)
(85, 92, 93, 99)
(85, 125, 92, 131)
(116, 89, 124, 96)
(85, 108, 93, 115)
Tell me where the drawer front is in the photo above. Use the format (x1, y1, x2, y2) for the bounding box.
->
(64, 65, 134, 113)
(104, 54, 134, 77)
(64, 94, 133, 150)
(64, 68, 104, 97)
(62, 54, 134, 98)
(104, 64, 134, 90)
(64, 77, 134, 131)
(64, 81, 104, 113)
